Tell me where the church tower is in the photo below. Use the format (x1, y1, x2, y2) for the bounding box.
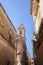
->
(18, 23, 25, 40)
(16, 23, 27, 65)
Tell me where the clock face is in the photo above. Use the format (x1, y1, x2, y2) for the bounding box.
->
(0, 16, 3, 32)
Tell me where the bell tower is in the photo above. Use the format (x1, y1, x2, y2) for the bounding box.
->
(16, 23, 26, 65)
(18, 23, 25, 38)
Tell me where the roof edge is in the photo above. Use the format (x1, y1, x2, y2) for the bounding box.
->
(0, 3, 17, 32)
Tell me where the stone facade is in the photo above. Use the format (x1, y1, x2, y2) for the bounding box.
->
(0, 3, 31, 65)
(30, 0, 43, 65)
(31, 58, 34, 65)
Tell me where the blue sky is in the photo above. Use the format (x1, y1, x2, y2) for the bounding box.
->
(0, 0, 34, 58)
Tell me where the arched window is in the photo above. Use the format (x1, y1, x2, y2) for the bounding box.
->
(20, 31, 22, 35)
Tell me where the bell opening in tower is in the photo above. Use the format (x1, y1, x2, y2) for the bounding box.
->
(36, 0, 39, 3)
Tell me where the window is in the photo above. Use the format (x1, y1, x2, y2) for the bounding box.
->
(0, 16, 4, 32)
(7, 61, 10, 65)
(36, 0, 39, 3)
(20, 31, 22, 35)
(37, 40, 41, 49)
(0, 16, 3, 27)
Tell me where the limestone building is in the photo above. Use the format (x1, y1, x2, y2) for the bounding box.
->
(31, 58, 34, 65)
(30, 0, 43, 65)
(0, 3, 31, 65)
